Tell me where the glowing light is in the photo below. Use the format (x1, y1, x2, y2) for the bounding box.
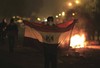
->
(70, 34, 86, 48)
(62, 12, 65, 16)
(68, 2, 72, 7)
(75, 0, 80, 4)
(44, 19, 47, 22)
(37, 18, 41, 21)
(72, 13, 75, 16)
(17, 20, 23, 23)
(56, 15, 58, 18)
(59, 14, 61, 16)
(13, 16, 16, 19)
(16, 16, 20, 18)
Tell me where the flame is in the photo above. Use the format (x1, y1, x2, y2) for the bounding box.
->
(70, 34, 86, 48)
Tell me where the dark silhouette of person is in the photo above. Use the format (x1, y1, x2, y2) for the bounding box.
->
(6, 18, 18, 54)
(0, 18, 7, 44)
(43, 16, 58, 68)
(43, 43, 58, 68)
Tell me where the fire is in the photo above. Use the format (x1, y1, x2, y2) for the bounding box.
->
(70, 34, 86, 48)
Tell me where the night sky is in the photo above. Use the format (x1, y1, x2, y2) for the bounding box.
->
(0, 0, 43, 17)
(0, 0, 65, 18)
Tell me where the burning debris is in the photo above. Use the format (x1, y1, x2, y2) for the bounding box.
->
(70, 34, 86, 48)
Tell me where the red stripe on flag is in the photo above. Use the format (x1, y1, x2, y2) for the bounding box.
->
(56, 20, 74, 28)
(24, 19, 78, 32)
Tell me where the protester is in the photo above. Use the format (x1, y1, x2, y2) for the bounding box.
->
(42, 16, 58, 68)
(46, 16, 56, 26)
(42, 17, 78, 68)
(6, 18, 18, 54)
(0, 18, 7, 44)
(24, 16, 78, 68)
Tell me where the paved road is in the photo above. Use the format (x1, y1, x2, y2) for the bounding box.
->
(0, 38, 100, 68)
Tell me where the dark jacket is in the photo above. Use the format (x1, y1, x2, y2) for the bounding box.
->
(6, 22, 18, 37)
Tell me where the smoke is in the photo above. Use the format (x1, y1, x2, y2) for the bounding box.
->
(37, 0, 64, 18)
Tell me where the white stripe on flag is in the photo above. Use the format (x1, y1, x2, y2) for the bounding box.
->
(24, 25, 43, 42)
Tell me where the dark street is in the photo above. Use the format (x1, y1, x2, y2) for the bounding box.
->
(0, 37, 100, 68)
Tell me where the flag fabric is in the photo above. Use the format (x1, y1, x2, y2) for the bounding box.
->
(24, 19, 78, 46)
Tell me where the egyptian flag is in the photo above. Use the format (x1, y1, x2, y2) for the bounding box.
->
(24, 19, 78, 46)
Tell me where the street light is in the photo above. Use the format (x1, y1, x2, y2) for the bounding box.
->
(62, 12, 65, 17)
(55, 15, 58, 18)
(67, 0, 80, 8)
(59, 14, 61, 16)
(75, 0, 80, 4)
(72, 13, 75, 16)
(68, 2, 73, 7)
(37, 18, 41, 21)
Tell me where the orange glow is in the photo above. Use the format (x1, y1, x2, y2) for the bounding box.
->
(68, 2, 72, 7)
(75, 0, 80, 4)
(70, 34, 86, 48)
